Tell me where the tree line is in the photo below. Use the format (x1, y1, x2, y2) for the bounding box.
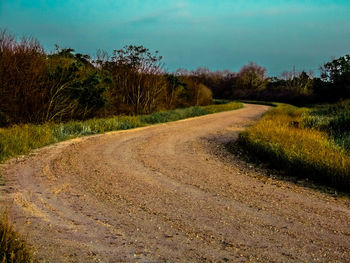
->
(184, 58, 350, 105)
(1, 30, 349, 127)
(0, 31, 212, 127)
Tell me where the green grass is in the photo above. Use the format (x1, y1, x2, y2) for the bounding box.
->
(302, 100, 350, 152)
(238, 103, 350, 192)
(140, 106, 209, 124)
(140, 103, 243, 124)
(0, 213, 32, 263)
(202, 102, 243, 113)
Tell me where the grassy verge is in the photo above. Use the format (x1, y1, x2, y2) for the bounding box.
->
(0, 102, 242, 163)
(239, 100, 278, 107)
(238, 103, 350, 192)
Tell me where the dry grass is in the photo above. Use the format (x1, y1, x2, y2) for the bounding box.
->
(239, 104, 350, 192)
(0, 213, 32, 263)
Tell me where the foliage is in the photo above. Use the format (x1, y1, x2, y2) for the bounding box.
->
(3, 29, 349, 128)
(183, 54, 350, 105)
(0, 31, 214, 127)
(2, 30, 350, 128)
(0, 31, 109, 125)
(238, 104, 350, 192)
(180, 77, 213, 106)
(321, 54, 350, 99)
(181, 66, 318, 104)
(163, 74, 188, 108)
(45, 47, 109, 121)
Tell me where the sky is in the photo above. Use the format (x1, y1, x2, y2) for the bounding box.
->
(1, 0, 350, 76)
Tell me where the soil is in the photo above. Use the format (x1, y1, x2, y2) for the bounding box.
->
(1, 104, 349, 262)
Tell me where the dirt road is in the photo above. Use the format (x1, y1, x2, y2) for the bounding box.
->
(1, 104, 349, 262)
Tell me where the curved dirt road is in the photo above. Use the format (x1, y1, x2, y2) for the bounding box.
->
(1, 104, 349, 262)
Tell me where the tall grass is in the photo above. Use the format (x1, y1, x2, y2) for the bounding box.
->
(303, 100, 350, 152)
(238, 104, 350, 192)
(0, 116, 142, 163)
(0, 213, 32, 263)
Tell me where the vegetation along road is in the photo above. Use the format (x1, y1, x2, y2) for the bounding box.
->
(1, 104, 349, 262)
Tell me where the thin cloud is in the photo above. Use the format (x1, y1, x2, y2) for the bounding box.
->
(124, 5, 186, 27)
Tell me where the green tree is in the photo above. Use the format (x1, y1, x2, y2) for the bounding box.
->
(164, 74, 188, 108)
(321, 54, 350, 99)
(45, 47, 109, 121)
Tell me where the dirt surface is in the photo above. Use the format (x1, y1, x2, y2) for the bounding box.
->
(1, 104, 350, 262)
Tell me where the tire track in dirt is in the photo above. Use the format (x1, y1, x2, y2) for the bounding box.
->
(1, 104, 349, 262)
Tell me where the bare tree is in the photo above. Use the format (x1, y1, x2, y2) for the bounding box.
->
(103, 45, 165, 115)
(0, 30, 47, 124)
(237, 62, 267, 90)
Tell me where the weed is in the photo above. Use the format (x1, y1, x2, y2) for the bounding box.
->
(0, 213, 32, 263)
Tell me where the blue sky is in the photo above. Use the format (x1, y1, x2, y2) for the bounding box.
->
(1, 0, 350, 76)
